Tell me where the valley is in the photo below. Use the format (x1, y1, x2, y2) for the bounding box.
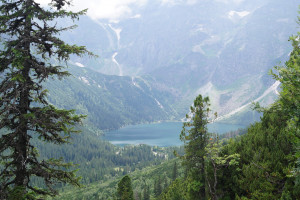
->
(0, 0, 299, 199)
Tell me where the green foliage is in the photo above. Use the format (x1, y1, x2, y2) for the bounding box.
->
(45, 65, 178, 130)
(0, 0, 91, 198)
(236, 111, 293, 199)
(7, 186, 37, 200)
(0, 3, 297, 200)
(160, 11, 300, 200)
(270, 10, 300, 172)
(179, 95, 211, 199)
(52, 10, 300, 199)
(51, 158, 184, 200)
(154, 176, 163, 197)
(204, 136, 240, 200)
(117, 175, 134, 200)
(219, 13, 300, 199)
(160, 178, 188, 200)
(172, 162, 178, 181)
(143, 185, 150, 200)
(33, 128, 183, 186)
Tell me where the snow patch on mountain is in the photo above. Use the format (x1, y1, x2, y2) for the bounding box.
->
(131, 77, 139, 87)
(75, 62, 85, 68)
(131, 77, 147, 93)
(108, 24, 122, 43)
(228, 10, 250, 19)
(78, 76, 90, 85)
(112, 52, 123, 76)
(190, 24, 211, 36)
(155, 98, 164, 109)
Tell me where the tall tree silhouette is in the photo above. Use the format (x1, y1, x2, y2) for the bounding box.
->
(180, 95, 211, 199)
(0, 0, 92, 198)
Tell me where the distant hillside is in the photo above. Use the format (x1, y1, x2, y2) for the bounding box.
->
(45, 65, 179, 130)
(51, 158, 183, 200)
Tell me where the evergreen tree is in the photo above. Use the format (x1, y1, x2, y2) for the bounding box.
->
(269, 14, 300, 198)
(0, 0, 91, 198)
(180, 95, 211, 200)
(160, 178, 188, 200)
(154, 176, 162, 197)
(134, 191, 142, 200)
(271, 13, 300, 188)
(220, 12, 300, 199)
(117, 175, 134, 200)
(143, 185, 150, 200)
(172, 161, 178, 181)
(163, 175, 168, 191)
(204, 135, 240, 200)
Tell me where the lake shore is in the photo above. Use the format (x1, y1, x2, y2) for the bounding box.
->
(103, 122, 246, 147)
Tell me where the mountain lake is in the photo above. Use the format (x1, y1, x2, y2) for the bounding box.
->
(103, 122, 246, 146)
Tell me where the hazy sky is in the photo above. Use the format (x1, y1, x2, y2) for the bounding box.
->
(36, 0, 244, 21)
(36, 0, 148, 21)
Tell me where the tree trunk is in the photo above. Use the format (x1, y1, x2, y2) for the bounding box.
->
(14, 0, 32, 190)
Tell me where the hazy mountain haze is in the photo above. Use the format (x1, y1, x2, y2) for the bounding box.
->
(43, 0, 299, 127)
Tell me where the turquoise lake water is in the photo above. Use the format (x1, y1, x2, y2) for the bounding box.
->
(103, 122, 245, 147)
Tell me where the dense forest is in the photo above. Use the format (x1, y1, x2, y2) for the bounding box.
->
(55, 10, 300, 200)
(35, 127, 184, 185)
(0, 0, 299, 199)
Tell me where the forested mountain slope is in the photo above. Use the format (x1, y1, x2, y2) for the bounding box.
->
(51, 158, 184, 200)
(45, 65, 179, 130)
(34, 126, 183, 186)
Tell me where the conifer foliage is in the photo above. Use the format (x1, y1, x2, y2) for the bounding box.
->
(117, 175, 134, 200)
(0, 0, 90, 198)
(180, 95, 210, 200)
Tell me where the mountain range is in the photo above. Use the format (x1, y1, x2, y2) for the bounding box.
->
(46, 0, 300, 129)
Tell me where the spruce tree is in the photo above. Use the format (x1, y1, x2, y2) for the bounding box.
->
(154, 176, 162, 197)
(0, 0, 91, 198)
(143, 185, 150, 200)
(180, 95, 210, 200)
(172, 161, 178, 181)
(117, 175, 134, 200)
